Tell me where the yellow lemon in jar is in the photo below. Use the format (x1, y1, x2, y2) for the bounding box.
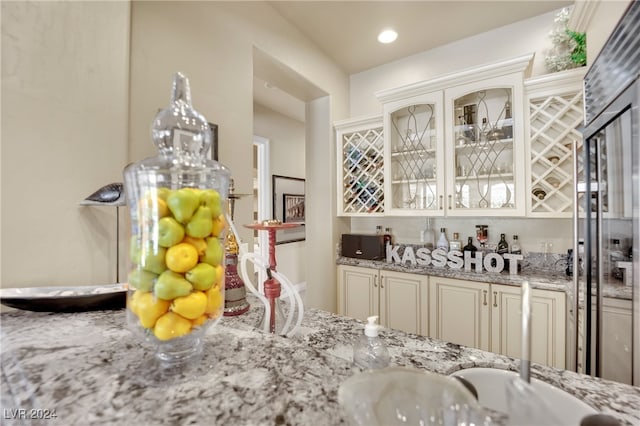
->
(138, 195, 169, 220)
(181, 236, 207, 256)
(153, 312, 192, 341)
(128, 289, 145, 316)
(170, 291, 208, 320)
(191, 315, 208, 327)
(165, 243, 199, 273)
(135, 292, 171, 329)
(211, 214, 226, 237)
(214, 264, 224, 286)
(204, 285, 223, 315)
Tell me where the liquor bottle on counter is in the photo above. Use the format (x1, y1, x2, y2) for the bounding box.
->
(463, 237, 477, 253)
(437, 228, 449, 252)
(450, 232, 462, 251)
(497, 233, 509, 255)
(383, 227, 393, 249)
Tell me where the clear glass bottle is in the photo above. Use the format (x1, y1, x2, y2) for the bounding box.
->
(420, 218, 435, 249)
(511, 235, 522, 254)
(463, 237, 477, 253)
(124, 73, 231, 364)
(510, 235, 522, 272)
(375, 225, 383, 236)
(610, 239, 625, 280)
(353, 316, 390, 370)
(437, 228, 449, 252)
(450, 232, 462, 251)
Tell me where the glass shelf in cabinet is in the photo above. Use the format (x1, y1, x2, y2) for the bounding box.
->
(390, 147, 436, 157)
(455, 172, 514, 180)
(454, 138, 514, 151)
(392, 178, 436, 185)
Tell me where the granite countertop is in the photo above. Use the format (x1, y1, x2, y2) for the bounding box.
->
(2, 303, 639, 425)
(336, 256, 633, 300)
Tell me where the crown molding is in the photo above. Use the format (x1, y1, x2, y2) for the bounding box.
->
(375, 53, 534, 104)
(333, 114, 382, 130)
(568, 0, 600, 33)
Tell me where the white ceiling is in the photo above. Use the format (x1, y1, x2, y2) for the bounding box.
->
(254, 0, 573, 121)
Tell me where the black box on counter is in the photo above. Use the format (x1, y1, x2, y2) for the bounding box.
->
(341, 234, 386, 260)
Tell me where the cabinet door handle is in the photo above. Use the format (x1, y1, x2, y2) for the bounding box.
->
(493, 291, 498, 307)
(483, 290, 487, 306)
(448, 195, 452, 209)
(439, 195, 443, 210)
(373, 276, 377, 288)
(380, 276, 384, 289)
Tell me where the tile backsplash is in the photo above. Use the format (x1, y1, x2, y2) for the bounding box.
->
(348, 216, 574, 255)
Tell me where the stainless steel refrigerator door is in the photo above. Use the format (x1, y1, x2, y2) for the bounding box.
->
(580, 81, 637, 385)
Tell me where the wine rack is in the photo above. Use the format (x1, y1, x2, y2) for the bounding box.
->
(525, 69, 586, 217)
(335, 116, 384, 215)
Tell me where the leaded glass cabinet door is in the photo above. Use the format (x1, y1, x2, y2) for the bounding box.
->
(445, 74, 526, 216)
(335, 116, 384, 216)
(384, 93, 444, 215)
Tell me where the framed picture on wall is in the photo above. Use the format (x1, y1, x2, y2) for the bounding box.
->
(283, 194, 305, 223)
(273, 175, 305, 244)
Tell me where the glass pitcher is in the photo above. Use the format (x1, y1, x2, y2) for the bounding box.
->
(123, 72, 230, 364)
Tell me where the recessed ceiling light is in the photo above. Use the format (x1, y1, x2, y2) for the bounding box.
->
(378, 29, 398, 44)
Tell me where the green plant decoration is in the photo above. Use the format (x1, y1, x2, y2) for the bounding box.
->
(567, 30, 587, 67)
(545, 7, 587, 72)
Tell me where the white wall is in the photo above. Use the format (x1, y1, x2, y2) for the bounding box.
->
(129, 2, 349, 312)
(349, 9, 562, 118)
(253, 102, 306, 287)
(1, 1, 130, 288)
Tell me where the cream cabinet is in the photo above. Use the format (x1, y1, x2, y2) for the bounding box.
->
(491, 283, 566, 368)
(578, 297, 632, 384)
(524, 68, 586, 217)
(337, 265, 429, 335)
(429, 276, 566, 368)
(334, 116, 384, 216)
(376, 53, 533, 216)
(381, 92, 445, 215)
(428, 276, 491, 349)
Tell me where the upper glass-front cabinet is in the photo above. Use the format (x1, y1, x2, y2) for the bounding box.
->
(383, 92, 445, 215)
(451, 87, 515, 211)
(375, 53, 532, 216)
(445, 72, 527, 216)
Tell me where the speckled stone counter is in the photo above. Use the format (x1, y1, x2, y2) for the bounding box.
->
(1, 305, 639, 425)
(336, 256, 633, 300)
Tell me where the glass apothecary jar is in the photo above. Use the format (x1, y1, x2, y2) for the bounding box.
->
(123, 72, 230, 364)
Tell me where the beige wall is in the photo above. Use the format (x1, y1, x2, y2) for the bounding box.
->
(570, 0, 631, 67)
(129, 2, 349, 312)
(1, 1, 130, 287)
(1, 1, 348, 314)
(253, 103, 306, 287)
